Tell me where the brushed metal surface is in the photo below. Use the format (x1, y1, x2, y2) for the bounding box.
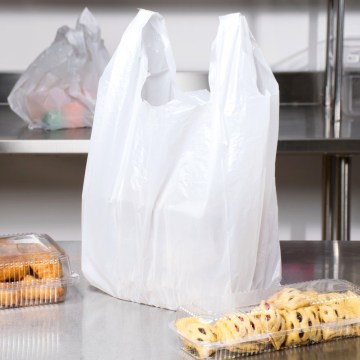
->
(324, 0, 335, 109)
(0, 73, 19, 104)
(1, 70, 359, 154)
(1, 103, 360, 154)
(336, 156, 351, 240)
(0, 71, 325, 105)
(1, 241, 359, 360)
(322, 155, 336, 240)
(280, 241, 360, 285)
(333, 0, 345, 128)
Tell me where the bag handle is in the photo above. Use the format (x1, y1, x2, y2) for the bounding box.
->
(209, 13, 260, 107)
(103, 9, 177, 107)
(140, 11, 178, 105)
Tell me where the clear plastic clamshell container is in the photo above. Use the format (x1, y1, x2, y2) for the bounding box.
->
(0, 233, 79, 309)
(172, 279, 360, 359)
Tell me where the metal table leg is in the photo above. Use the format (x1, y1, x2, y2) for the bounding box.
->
(323, 0, 348, 240)
(324, 0, 335, 109)
(336, 156, 351, 240)
(333, 0, 345, 131)
(322, 155, 336, 240)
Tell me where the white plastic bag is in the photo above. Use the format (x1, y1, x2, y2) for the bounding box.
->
(82, 9, 281, 310)
(8, 8, 110, 130)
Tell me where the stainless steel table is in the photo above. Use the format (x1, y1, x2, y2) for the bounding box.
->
(1, 104, 360, 154)
(1, 241, 359, 360)
(1, 72, 360, 239)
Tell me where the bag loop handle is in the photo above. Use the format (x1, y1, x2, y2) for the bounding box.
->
(209, 13, 260, 107)
(104, 9, 178, 107)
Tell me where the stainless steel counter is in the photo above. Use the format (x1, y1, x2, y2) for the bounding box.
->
(1, 241, 359, 360)
(1, 104, 360, 154)
(0, 105, 90, 154)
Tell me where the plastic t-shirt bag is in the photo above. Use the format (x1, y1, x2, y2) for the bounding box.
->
(82, 9, 281, 310)
(8, 8, 110, 130)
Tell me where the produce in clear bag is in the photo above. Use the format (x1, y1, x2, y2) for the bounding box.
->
(8, 8, 110, 130)
(82, 9, 281, 310)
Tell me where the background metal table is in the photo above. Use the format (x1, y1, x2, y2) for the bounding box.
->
(1, 72, 360, 156)
(1, 241, 359, 360)
(1, 71, 360, 240)
(1, 100, 360, 155)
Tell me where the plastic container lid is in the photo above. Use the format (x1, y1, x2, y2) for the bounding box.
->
(172, 279, 360, 359)
(0, 233, 79, 309)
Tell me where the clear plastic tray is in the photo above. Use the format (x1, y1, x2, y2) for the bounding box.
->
(172, 279, 360, 359)
(0, 233, 79, 308)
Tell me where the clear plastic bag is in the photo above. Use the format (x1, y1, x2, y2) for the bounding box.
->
(8, 8, 110, 130)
